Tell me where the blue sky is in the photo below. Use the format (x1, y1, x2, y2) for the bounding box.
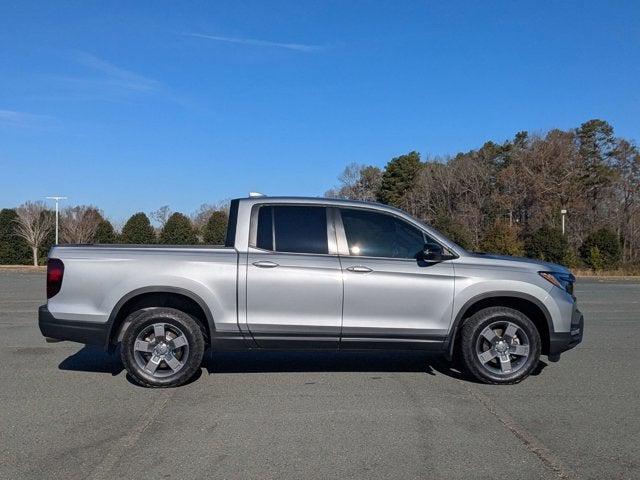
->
(1, 1, 639, 222)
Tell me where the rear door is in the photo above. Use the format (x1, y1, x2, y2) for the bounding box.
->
(245, 204, 342, 348)
(336, 207, 455, 349)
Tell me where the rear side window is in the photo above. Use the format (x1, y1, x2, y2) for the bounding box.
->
(224, 199, 239, 247)
(256, 205, 328, 254)
(256, 206, 273, 250)
(340, 208, 429, 259)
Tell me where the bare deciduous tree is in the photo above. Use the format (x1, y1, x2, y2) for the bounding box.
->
(611, 139, 640, 263)
(325, 163, 382, 201)
(191, 201, 230, 231)
(60, 206, 103, 244)
(14, 201, 54, 266)
(150, 205, 172, 228)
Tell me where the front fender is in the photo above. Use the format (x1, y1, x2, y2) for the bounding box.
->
(444, 274, 553, 358)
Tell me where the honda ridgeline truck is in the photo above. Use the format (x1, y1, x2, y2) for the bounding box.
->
(39, 196, 583, 387)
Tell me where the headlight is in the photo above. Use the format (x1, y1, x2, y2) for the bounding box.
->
(539, 271, 575, 295)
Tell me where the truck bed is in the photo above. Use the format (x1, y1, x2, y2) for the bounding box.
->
(46, 244, 240, 333)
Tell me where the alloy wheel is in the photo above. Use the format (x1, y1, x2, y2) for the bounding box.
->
(133, 322, 190, 378)
(475, 321, 531, 375)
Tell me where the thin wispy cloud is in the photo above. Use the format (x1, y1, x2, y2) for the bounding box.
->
(39, 51, 188, 106)
(0, 110, 54, 129)
(185, 32, 324, 52)
(72, 52, 162, 93)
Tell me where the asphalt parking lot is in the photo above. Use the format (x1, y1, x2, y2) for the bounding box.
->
(0, 271, 638, 480)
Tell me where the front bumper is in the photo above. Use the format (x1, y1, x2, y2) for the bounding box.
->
(548, 305, 584, 355)
(38, 305, 108, 346)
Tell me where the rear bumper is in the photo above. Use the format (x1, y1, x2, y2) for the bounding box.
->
(38, 305, 108, 346)
(549, 305, 584, 355)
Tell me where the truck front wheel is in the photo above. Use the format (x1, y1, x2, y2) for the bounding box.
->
(460, 306, 541, 384)
(120, 307, 205, 388)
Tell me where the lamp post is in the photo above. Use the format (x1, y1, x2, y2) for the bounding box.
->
(46, 196, 67, 244)
(560, 209, 567, 236)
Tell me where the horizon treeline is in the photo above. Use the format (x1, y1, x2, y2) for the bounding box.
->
(0, 203, 230, 266)
(1, 119, 638, 271)
(325, 119, 639, 271)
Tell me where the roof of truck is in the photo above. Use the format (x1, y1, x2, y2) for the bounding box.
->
(233, 195, 392, 209)
(232, 195, 423, 223)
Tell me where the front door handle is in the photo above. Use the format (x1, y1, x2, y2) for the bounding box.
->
(253, 261, 279, 268)
(346, 265, 373, 273)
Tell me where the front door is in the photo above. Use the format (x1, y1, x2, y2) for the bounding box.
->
(246, 205, 342, 348)
(336, 207, 455, 349)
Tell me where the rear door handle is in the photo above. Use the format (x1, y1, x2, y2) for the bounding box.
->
(252, 261, 279, 268)
(346, 265, 373, 273)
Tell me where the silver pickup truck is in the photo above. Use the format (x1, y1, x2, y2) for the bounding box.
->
(39, 196, 583, 387)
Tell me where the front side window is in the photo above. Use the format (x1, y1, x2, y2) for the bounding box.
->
(256, 205, 328, 254)
(340, 208, 430, 259)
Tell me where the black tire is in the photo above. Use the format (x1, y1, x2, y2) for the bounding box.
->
(460, 307, 541, 385)
(120, 307, 205, 388)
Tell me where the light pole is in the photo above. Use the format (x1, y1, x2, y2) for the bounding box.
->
(560, 208, 567, 236)
(46, 196, 67, 244)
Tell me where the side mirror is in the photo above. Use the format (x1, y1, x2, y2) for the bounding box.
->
(421, 242, 443, 262)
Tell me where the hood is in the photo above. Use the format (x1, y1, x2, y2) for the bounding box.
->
(467, 252, 570, 273)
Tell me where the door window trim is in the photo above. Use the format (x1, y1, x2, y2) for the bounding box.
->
(248, 203, 338, 256)
(332, 206, 452, 260)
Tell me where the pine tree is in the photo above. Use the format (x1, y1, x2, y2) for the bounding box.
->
(94, 219, 117, 244)
(432, 215, 472, 250)
(577, 119, 616, 209)
(376, 151, 422, 207)
(160, 213, 197, 245)
(525, 226, 568, 264)
(202, 210, 228, 244)
(120, 213, 156, 244)
(480, 221, 524, 256)
(0, 209, 31, 264)
(579, 228, 621, 268)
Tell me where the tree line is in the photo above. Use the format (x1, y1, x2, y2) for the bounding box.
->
(0, 203, 229, 266)
(326, 119, 639, 272)
(1, 118, 638, 271)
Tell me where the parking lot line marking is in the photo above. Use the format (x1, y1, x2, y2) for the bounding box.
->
(87, 389, 175, 480)
(464, 385, 577, 480)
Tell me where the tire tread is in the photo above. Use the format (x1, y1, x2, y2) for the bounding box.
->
(120, 307, 205, 388)
(460, 306, 541, 385)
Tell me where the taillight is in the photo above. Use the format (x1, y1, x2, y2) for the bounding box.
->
(47, 258, 64, 299)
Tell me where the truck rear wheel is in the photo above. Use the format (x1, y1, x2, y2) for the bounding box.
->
(120, 307, 205, 388)
(460, 306, 541, 384)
